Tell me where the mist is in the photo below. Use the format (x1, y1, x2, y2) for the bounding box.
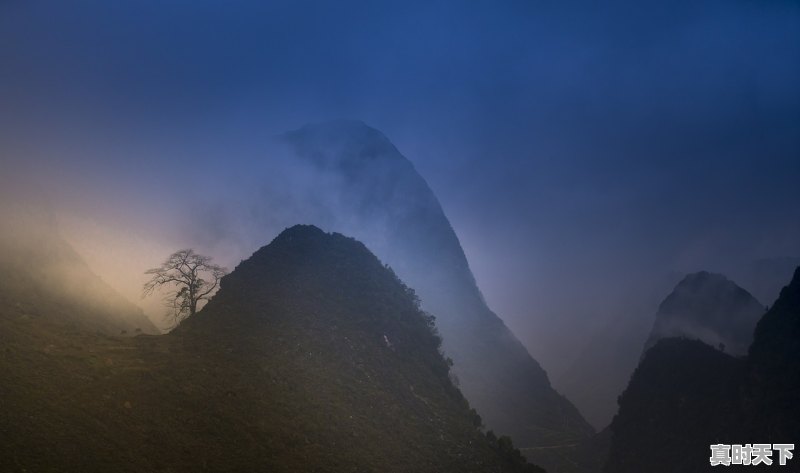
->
(1, 0, 799, 428)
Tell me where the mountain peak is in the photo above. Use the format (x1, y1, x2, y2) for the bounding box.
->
(219, 224, 376, 295)
(260, 223, 330, 250)
(660, 271, 761, 315)
(185, 224, 430, 352)
(290, 118, 373, 134)
(669, 270, 735, 293)
(282, 119, 401, 169)
(645, 270, 764, 356)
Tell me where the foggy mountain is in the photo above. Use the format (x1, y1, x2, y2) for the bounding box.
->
(0, 1, 798, 471)
(554, 266, 791, 430)
(275, 121, 595, 458)
(0, 225, 543, 473)
(644, 271, 764, 357)
(603, 266, 800, 473)
(0, 201, 156, 335)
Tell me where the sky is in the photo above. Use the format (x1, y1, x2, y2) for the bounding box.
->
(2, 0, 799, 425)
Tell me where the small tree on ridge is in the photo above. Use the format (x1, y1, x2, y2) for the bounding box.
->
(142, 249, 228, 327)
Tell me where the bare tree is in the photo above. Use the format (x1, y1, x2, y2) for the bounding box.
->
(142, 249, 228, 327)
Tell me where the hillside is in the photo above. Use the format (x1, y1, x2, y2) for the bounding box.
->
(280, 121, 594, 469)
(0, 202, 156, 335)
(0, 225, 543, 473)
(603, 267, 800, 472)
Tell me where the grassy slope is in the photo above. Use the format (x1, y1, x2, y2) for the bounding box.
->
(0, 223, 157, 335)
(0, 226, 543, 473)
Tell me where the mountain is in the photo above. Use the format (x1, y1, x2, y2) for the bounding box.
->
(279, 121, 594, 467)
(602, 266, 800, 472)
(643, 271, 764, 356)
(747, 266, 800, 440)
(0, 225, 544, 472)
(555, 268, 773, 431)
(0, 202, 156, 334)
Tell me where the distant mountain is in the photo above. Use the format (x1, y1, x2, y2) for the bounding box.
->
(279, 121, 594, 468)
(644, 271, 764, 356)
(556, 269, 770, 431)
(603, 266, 800, 472)
(0, 202, 156, 334)
(0, 225, 543, 473)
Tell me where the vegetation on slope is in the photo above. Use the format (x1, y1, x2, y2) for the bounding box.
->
(0, 225, 543, 473)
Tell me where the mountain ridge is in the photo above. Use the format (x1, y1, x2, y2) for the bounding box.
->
(279, 121, 594, 466)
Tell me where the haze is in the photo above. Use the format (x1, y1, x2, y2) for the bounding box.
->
(1, 0, 798, 427)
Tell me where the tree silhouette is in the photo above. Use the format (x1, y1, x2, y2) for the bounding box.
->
(143, 249, 228, 327)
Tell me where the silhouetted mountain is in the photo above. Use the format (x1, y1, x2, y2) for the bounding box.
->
(280, 121, 594, 470)
(603, 267, 800, 473)
(0, 202, 156, 334)
(644, 271, 764, 356)
(747, 266, 800, 440)
(0, 225, 544, 473)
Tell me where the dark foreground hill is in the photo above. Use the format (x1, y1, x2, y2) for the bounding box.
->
(0, 202, 156, 334)
(280, 121, 593, 467)
(602, 267, 800, 472)
(0, 225, 543, 473)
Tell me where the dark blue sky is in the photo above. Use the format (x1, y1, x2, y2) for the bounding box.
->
(2, 0, 799, 421)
